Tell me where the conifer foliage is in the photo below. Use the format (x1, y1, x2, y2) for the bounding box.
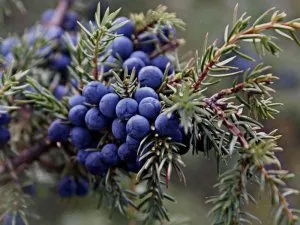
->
(0, 1, 300, 224)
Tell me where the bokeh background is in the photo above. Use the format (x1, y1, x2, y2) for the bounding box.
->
(1, 0, 300, 224)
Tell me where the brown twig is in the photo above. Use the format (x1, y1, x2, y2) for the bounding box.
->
(0, 139, 55, 175)
(150, 40, 181, 59)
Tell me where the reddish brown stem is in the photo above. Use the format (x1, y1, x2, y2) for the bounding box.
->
(0, 139, 55, 175)
(135, 21, 157, 35)
(48, 0, 73, 26)
(150, 40, 181, 59)
(192, 21, 296, 90)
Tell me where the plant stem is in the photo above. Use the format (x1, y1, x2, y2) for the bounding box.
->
(150, 40, 181, 59)
(0, 139, 54, 175)
(192, 21, 300, 90)
(48, 0, 73, 26)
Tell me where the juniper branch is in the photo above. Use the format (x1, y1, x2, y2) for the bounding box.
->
(192, 10, 300, 90)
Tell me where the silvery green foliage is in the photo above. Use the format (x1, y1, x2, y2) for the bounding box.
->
(1, 2, 300, 225)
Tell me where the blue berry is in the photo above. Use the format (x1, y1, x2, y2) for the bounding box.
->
(85, 152, 108, 176)
(123, 57, 145, 74)
(68, 105, 88, 126)
(85, 108, 108, 131)
(62, 11, 78, 31)
(155, 113, 180, 137)
(126, 135, 140, 151)
(50, 53, 71, 71)
(126, 115, 150, 140)
(111, 36, 133, 60)
(99, 93, 120, 118)
(70, 127, 92, 148)
(116, 98, 138, 120)
(68, 95, 86, 108)
(112, 119, 127, 141)
(41, 9, 55, 24)
(151, 55, 174, 75)
(1, 37, 20, 56)
(137, 33, 157, 53)
(118, 143, 136, 162)
(3, 213, 25, 225)
(76, 178, 89, 196)
(138, 97, 161, 120)
(4, 53, 14, 66)
(45, 26, 64, 40)
(48, 120, 70, 142)
(134, 87, 158, 103)
(0, 113, 10, 125)
(0, 127, 10, 146)
(126, 160, 141, 173)
(83, 81, 108, 105)
(138, 66, 163, 89)
(113, 17, 135, 38)
(169, 129, 183, 142)
(54, 85, 68, 100)
(22, 184, 36, 196)
(76, 150, 90, 164)
(107, 86, 115, 93)
(57, 176, 76, 197)
(101, 144, 119, 166)
(157, 26, 177, 44)
(130, 51, 150, 65)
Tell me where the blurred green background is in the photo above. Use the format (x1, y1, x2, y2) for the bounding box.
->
(1, 0, 300, 224)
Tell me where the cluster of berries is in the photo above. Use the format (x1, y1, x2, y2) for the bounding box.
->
(100, 16, 176, 80)
(48, 16, 187, 182)
(0, 8, 79, 100)
(57, 176, 89, 197)
(0, 112, 11, 147)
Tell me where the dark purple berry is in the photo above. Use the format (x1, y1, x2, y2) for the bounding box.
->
(54, 85, 68, 100)
(101, 144, 119, 166)
(130, 51, 150, 65)
(85, 152, 108, 176)
(126, 135, 140, 151)
(157, 26, 177, 44)
(68, 95, 85, 108)
(85, 108, 108, 131)
(122, 57, 145, 74)
(0, 113, 10, 125)
(111, 36, 133, 60)
(57, 176, 77, 197)
(99, 93, 120, 118)
(112, 119, 127, 141)
(134, 87, 158, 103)
(126, 115, 150, 140)
(137, 32, 157, 53)
(76, 150, 90, 165)
(0, 127, 10, 146)
(76, 178, 89, 196)
(169, 129, 183, 142)
(138, 97, 161, 120)
(70, 127, 92, 148)
(50, 53, 71, 71)
(138, 66, 163, 89)
(113, 17, 135, 38)
(1, 37, 20, 56)
(116, 98, 138, 120)
(62, 11, 78, 31)
(151, 55, 174, 75)
(155, 113, 180, 137)
(83, 81, 108, 105)
(118, 143, 136, 162)
(48, 120, 70, 142)
(68, 105, 88, 126)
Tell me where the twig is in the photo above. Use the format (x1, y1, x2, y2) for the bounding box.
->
(150, 40, 181, 59)
(192, 21, 300, 90)
(48, 0, 73, 26)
